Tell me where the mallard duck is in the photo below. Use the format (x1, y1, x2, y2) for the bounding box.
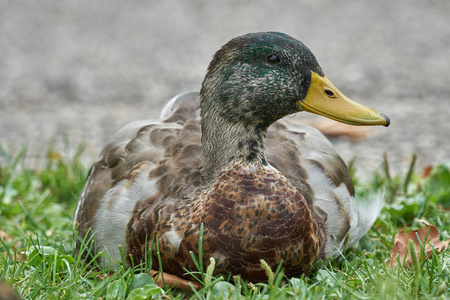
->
(73, 32, 389, 281)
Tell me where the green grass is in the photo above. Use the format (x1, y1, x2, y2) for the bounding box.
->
(0, 143, 449, 299)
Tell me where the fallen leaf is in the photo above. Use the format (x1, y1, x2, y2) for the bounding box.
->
(95, 273, 108, 280)
(1, 230, 27, 262)
(387, 219, 450, 269)
(422, 165, 433, 178)
(304, 119, 371, 140)
(47, 151, 63, 161)
(150, 269, 201, 291)
(7, 251, 27, 263)
(0, 230, 12, 242)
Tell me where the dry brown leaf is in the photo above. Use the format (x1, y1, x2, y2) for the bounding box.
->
(0, 230, 13, 242)
(2, 251, 27, 263)
(1, 230, 28, 262)
(422, 165, 433, 178)
(387, 219, 450, 269)
(95, 269, 200, 291)
(47, 151, 63, 161)
(150, 269, 201, 291)
(304, 119, 371, 140)
(95, 273, 111, 280)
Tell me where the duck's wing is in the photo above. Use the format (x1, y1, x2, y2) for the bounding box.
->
(73, 92, 202, 266)
(266, 120, 383, 259)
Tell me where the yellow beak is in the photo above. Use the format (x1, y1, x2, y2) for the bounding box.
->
(298, 71, 390, 127)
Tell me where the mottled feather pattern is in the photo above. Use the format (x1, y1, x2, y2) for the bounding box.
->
(74, 93, 357, 277)
(126, 163, 324, 281)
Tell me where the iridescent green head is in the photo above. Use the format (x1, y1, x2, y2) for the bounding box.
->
(200, 32, 389, 129)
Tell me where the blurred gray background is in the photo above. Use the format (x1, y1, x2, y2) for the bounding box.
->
(1, 0, 449, 178)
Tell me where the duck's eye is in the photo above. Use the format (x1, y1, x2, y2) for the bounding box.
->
(324, 89, 336, 98)
(267, 54, 281, 64)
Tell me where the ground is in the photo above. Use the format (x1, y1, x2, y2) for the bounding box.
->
(1, 0, 449, 175)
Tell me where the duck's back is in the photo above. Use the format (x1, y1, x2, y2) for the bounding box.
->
(74, 92, 381, 272)
(74, 92, 203, 266)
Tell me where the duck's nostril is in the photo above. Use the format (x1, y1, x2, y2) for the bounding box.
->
(324, 89, 335, 97)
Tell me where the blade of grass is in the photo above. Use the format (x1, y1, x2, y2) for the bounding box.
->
(154, 233, 166, 288)
(404, 153, 417, 193)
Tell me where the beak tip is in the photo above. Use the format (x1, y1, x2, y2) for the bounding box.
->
(379, 113, 390, 127)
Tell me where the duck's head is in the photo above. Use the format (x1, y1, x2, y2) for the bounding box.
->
(200, 32, 389, 128)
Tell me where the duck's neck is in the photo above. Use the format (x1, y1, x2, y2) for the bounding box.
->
(201, 115, 268, 183)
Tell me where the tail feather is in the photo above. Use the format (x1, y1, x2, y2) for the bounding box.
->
(348, 189, 385, 247)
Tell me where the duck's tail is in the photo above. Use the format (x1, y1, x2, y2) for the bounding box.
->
(347, 189, 385, 247)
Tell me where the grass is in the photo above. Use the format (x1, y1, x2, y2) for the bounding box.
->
(0, 142, 449, 299)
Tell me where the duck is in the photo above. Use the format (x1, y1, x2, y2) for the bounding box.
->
(73, 32, 389, 282)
